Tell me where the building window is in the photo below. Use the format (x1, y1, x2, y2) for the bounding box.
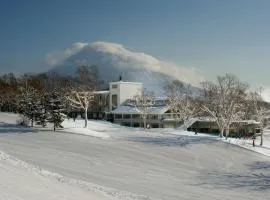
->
(115, 114, 122, 119)
(151, 115, 158, 119)
(112, 95, 118, 108)
(123, 114, 131, 119)
(111, 84, 118, 89)
(132, 114, 140, 119)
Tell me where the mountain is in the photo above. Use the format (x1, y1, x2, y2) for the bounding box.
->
(47, 41, 203, 95)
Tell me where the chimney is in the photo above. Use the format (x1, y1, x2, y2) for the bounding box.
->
(119, 73, 122, 81)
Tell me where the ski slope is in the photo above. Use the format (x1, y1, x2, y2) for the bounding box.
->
(0, 113, 270, 200)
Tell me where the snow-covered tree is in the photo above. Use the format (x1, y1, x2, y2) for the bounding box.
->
(200, 74, 248, 138)
(48, 90, 66, 131)
(18, 87, 40, 127)
(66, 89, 95, 128)
(165, 80, 201, 130)
(133, 89, 155, 129)
(35, 95, 49, 127)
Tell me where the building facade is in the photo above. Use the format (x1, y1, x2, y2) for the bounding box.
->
(84, 81, 262, 132)
(109, 81, 143, 111)
(107, 97, 184, 128)
(188, 119, 261, 137)
(80, 81, 143, 119)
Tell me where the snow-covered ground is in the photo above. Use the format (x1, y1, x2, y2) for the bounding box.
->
(0, 151, 116, 200)
(222, 134, 270, 157)
(60, 119, 111, 139)
(0, 112, 270, 200)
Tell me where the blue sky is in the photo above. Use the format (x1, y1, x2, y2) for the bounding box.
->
(1, 0, 270, 87)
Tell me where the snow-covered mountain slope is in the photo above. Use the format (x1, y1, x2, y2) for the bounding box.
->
(47, 42, 203, 94)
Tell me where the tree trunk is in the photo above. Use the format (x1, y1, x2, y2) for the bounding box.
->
(225, 127, 230, 140)
(73, 112, 76, 122)
(220, 127, 224, 138)
(143, 117, 146, 129)
(84, 108, 88, 128)
(53, 123, 56, 131)
(183, 120, 188, 131)
(260, 130, 263, 146)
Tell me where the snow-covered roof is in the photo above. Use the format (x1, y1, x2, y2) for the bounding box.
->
(162, 118, 179, 122)
(93, 90, 110, 94)
(193, 117, 216, 122)
(231, 120, 260, 124)
(111, 105, 170, 114)
(155, 96, 168, 100)
(110, 81, 143, 85)
(193, 117, 260, 124)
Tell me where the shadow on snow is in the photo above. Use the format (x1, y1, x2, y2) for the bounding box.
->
(197, 161, 270, 191)
(0, 121, 38, 134)
(125, 135, 216, 147)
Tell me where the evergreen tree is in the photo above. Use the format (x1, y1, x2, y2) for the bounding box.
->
(18, 87, 39, 126)
(35, 95, 49, 127)
(48, 90, 66, 131)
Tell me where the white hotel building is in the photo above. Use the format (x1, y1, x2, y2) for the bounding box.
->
(88, 81, 261, 133)
(90, 81, 178, 128)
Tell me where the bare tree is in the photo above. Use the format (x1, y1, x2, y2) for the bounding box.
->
(248, 88, 268, 146)
(165, 80, 201, 130)
(66, 89, 95, 128)
(133, 89, 155, 129)
(201, 74, 248, 138)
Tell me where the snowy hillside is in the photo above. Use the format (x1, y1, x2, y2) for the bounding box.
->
(0, 151, 116, 200)
(47, 42, 203, 94)
(0, 112, 270, 200)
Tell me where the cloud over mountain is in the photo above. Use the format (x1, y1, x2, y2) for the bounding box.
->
(47, 41, 204, 94)
(46, 42, 88, 66)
